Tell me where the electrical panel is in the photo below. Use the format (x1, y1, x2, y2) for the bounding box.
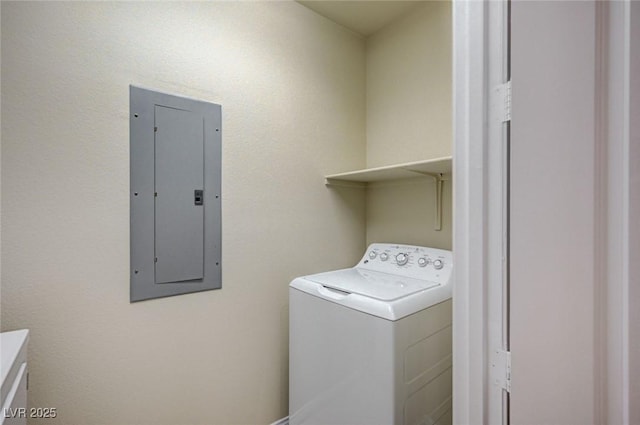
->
(130, 86, 221, 302)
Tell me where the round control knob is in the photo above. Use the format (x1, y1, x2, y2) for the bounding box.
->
(433, 259, 444, 270)
(369, 251, 377, 259)
(396, 253, 409, 266)
(380, 253, 389, 261)
(418, 257, 429, 267)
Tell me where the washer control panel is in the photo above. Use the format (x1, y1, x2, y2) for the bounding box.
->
(356, 243, 452, 283)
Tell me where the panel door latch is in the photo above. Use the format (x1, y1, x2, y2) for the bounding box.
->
(194, 190, 204, 205)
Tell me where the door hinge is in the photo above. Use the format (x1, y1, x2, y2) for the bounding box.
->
(491, 349, 511, 392)
(494, 80, 511, 123)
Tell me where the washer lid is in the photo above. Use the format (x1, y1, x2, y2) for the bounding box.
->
(305, 268, 439, 301)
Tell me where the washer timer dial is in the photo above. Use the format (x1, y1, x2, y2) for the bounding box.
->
(395, 253, 409, 266)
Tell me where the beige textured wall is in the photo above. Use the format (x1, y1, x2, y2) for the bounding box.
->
(365, 1, 452, 168)
(0, 2, 366, 424)
(364, 2, 452, 249)
(366, 177, 452, 250)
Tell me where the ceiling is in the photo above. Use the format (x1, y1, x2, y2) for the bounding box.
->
(297, 1, 425, 37)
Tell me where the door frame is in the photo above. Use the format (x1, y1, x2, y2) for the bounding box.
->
(600, 1, 639, 423)
(452, 1, 510, 424)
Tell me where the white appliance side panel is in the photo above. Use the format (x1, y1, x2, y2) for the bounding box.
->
(0, 330, 28, 423)
(0, 363, 27, 425)
(289, 288, 395, 425)
(396, 299, 453, 425)
(404, 368, 452, 425)
(0, 330, 28, 405)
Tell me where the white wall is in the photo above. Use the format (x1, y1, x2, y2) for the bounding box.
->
(364, 1, 452, 249)
(0, 2, 366, 424)
(511, 2, 597, 423)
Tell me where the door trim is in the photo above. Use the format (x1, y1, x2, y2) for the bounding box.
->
(452, 1, 510, 423)
(599, 1, 639, 423)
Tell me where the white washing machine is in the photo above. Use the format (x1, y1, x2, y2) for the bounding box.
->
(289, 243, 452, 425)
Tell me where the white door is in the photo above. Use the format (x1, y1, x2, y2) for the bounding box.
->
(510, 1, 640, 424)
(510, 2, 598, 424)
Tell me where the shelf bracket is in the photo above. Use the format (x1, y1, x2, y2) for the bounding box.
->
(434, 173, 444, 231)
(327, 162, 450, 232)
(399, 167, 446, 231)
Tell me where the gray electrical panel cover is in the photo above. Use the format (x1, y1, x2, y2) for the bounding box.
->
(130, 86, 221, 302)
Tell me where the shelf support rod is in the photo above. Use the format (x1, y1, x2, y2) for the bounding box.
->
(400, 168, 445, 231)
(434, 173, 443, 231)
(405, 169, 444, 231)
